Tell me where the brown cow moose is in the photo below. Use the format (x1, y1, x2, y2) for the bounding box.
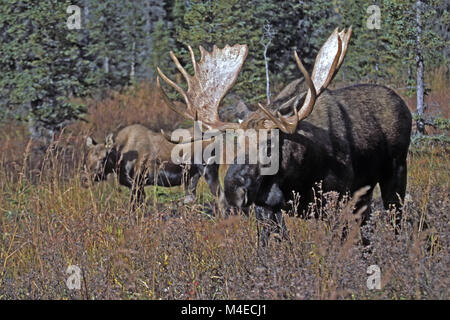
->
(84, 124, 220, 209)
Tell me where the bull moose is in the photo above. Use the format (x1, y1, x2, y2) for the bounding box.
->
(157, 27, 412, 245)
(84, 124, 220, 209)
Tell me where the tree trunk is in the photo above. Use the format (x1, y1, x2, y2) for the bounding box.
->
(104, 56, 109, 74)
(416, 0, 425, 134)
(130, 41, 136, 80)
(263, 44, 271, 104)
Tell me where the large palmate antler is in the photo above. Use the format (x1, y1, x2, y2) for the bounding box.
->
(254, 27, 352, 134)
(158, 28, 351, 138)
(157, 44, 248, 131)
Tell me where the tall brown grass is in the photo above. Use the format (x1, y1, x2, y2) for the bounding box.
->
(0, 136, 447, 299)
(72, 82, 184, 144)
(0, 79, 448, 300)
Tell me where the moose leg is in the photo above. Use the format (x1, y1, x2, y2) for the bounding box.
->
(349, 185, 375, 246)
(274, 210, 290, 242)
(254, 206, 289, 247)
(118, 165, 144, 211)
(184, 167, 201, 204)
(355, 185, 375, 225)
(254, 183, 289, 246)
(130, 173, 146, 211)
(379, 158, 407, 228)
(130, 184, 145, 210)
(255, 206, 272, 247)
(203, 163, 220, 197)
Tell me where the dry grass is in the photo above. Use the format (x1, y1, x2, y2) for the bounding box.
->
(72, 82, 184, 145)
(0, 81, 448, 300)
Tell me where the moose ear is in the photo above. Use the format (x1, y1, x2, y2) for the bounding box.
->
(105, 133, 114, 148)
(86, 136, 97, 148)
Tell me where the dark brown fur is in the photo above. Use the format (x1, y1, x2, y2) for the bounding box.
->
(224, 84, 412, 245)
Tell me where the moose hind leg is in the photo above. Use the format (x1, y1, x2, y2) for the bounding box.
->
(254, 206, 289, 247)
(355, 185, 375, 226)
(379, 158, 407, 228)
(274, 211, 290, 242)
(344, 186, 375, 247)
(254, 206, 274, 247)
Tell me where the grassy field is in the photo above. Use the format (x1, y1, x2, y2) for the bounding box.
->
(0, 82, 448, 300)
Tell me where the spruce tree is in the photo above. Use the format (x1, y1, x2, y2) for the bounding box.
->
(383, 0, 447, 133)
(150, 19, 174, 78)
(0, 0, 91, 135)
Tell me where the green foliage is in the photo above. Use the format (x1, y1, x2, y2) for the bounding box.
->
(173, 0, 341, 103)
(0, 0, 90, 131)
(410, 133, 450, 153)
(412, 113, 450, 131)
(0, 0, 447, 132)
(333, 0, 447, 88)
(172, 0, 263, 103)
(434, 117, 450, 131)
(261, 0, 338, 85)
(86, 2, 139, 88)
(149, 19, 174, 80)
(337, 0, 392, 82)
(383, 0, 446, 91)
(0, 0, 161, 132)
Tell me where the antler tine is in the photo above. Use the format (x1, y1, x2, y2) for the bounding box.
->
(257, 103, 287, 131)
(160, 128, 177, 143)
(157, 67, 193, 115)
(256, 50, 317, 134)
(294, 51, 317, 121)
(169, 51, 192, 85)
(161, 111, 209, 144)
(277, 94, 300, 113)
(258, 28, 347, 134)
(188, 45, 198, 76)
(320, 34, 342, 92)
(161, 128, 207, 144)
(256, 99, 299, 134)
(332, 27, 352, 81)
(275, 98, 299, 133)
(157, 76, 195, 121)
(256, 63, 314, 135)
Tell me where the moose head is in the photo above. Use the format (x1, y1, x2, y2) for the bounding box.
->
(83, 133, 118, 186)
